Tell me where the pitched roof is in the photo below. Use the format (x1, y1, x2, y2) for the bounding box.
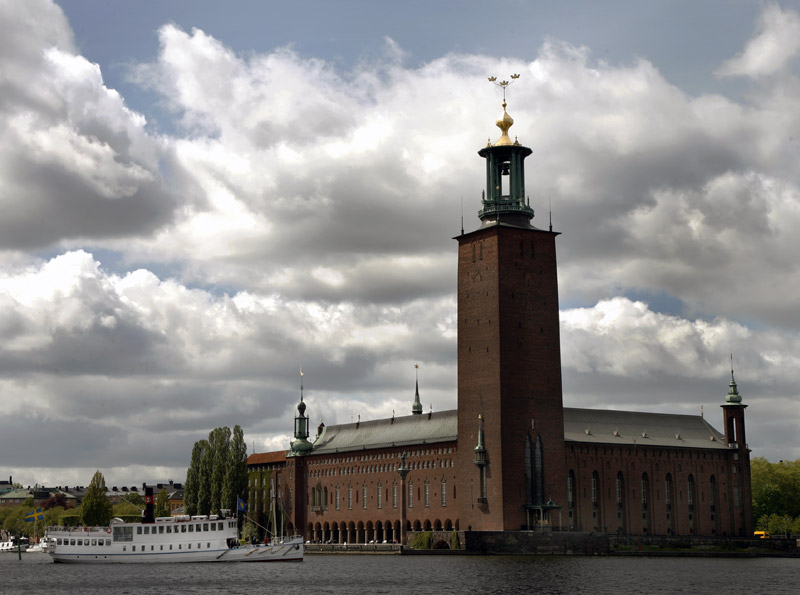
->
(247, 450, 289, 465)
(309, 410, 458, 455)
(563, 407, 728, 450)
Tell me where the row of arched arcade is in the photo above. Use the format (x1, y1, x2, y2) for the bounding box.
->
(296, 518, 459, 544)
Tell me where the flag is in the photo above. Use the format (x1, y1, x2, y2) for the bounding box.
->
(236, 497, 247, 513)
(24, 508, 44, 523)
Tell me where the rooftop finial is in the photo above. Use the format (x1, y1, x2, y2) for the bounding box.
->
(412, 363, 423, 415)
(488, 74, 520, 146)
(726, 354, 743, 404)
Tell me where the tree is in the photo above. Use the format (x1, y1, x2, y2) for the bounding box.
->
(223, 425, 248, 513)
(184, 426, 249, 516)
(184, 439, 208, 517)
(209, 427, 231, 514)
(43, 493, 69, 510)
(155, 488, 170, 518)
(80, 471, 113, 527)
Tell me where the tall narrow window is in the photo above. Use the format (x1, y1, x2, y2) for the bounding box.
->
(441, 479, 447, 507)
(348, 484, 353, 510)
(665, 474, 672, 509)
(362, 485, 368, 510)
(393, 482, 398, 509)
(408, 481, 414, 508)
(687, 475, 695, 511)
(591, 471, 599, 506)
(424, 481, 430, 507)
(616, 472, 623, 506)
(335, 486, 340, 510)
(567, 470, 575, 506)
(377, 483, 382, 509)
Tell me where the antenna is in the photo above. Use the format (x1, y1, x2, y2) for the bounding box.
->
(549, 194, 553, 232)
(299, 366, 304, 402)
(460, 197, 464, 235)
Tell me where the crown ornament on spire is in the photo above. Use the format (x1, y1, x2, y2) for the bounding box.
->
(488, 74, 520, 146)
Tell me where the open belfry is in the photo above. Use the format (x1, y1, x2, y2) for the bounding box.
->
(247, 78, 753, 547)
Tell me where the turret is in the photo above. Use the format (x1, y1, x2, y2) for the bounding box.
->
(290, 369, 313, 456)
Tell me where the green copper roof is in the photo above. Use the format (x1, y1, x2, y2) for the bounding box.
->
(726, 369, 743, 404)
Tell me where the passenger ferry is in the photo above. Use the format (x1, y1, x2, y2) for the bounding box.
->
(46, 515, 303, 563)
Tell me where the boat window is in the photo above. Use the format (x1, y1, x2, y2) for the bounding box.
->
(132, 545, 136, 551)
(106, 539, 111, 546)
(181, 525, 186, 533)
(137, 527, 142, 534)
(207, 543, 210, 548)
(169, 544, 173, 550)
(123, 546, 126, 551)
(178, 544, 181, 549)
(91, 539, 97, 546)
(159, 526, 164, 534)
(188, 543, 191, 549)
(144, 527, 150, 535)
(77, 539, 82, 546)
(203, 523, 209, 531)
(70, 539, 76, 546)
(210, 523, 216, 531)
(218, 522, 223, 530)
(167, 526, 172, 534)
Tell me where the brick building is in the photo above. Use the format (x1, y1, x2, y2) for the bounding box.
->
(247, 96, 752, 544)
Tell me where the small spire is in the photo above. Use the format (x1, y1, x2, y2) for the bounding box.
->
(412, 363, 423, 415)
(726, 355, 743, 404)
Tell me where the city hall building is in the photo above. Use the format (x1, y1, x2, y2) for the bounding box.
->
(247, 96, 753, 545)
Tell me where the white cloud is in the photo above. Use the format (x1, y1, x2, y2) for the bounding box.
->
(716, 3, 800, 78)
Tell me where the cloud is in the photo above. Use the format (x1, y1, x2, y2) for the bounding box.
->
(0, 0, 179, 250)
(716, 3, 800, 78)
(3, 2, 800, 486)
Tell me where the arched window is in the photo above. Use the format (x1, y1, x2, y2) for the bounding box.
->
(665, 474, 673, 510)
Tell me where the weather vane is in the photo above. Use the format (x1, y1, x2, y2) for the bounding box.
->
(488, 73, 520, 102)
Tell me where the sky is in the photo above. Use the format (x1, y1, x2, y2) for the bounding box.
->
(1, 0, 799, 489)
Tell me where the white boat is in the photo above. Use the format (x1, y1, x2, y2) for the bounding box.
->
(46, 515, 303, 563)
(26, 541, 46, 553)
(1, 537, 29, 552)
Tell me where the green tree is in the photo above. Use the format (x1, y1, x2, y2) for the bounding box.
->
(155, 488, 170, 518)
(209, 427, 231, 514)
(751, 457, 800, 519)
(197, 440, 213, 515)
(80, 471, 113, 527)
(185, 439, 208, 516)
(223, 425, 248, 512)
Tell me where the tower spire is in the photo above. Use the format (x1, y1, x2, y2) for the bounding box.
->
(478, 74, 534, 227)
(412, 363, 423, 415)
(726, 354, 742, 404)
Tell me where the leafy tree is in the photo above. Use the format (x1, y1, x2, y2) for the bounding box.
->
(155, 488, 170, 518)
(197, 440, 213, 515)
(210, 427, 231, 514)
(184, 426, 249, 517)
(185, 439, 209, 516)
(223, 425, 248, 513)
(751, 457, 800, 519)
(80, 471, 113, 526)
(43, 493, 69, 510)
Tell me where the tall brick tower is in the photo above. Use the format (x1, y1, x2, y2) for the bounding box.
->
(721, 364, 753, 536)
(456, 87, 567, 531)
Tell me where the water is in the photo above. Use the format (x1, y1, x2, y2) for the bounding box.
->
(3, 553, 800, 594)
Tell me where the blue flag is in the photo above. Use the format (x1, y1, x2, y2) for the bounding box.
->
(236, 497, 247, 513)
(24, 507, 44, 522)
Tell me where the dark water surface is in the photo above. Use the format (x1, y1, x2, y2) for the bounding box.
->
(3, 552, 800, 594)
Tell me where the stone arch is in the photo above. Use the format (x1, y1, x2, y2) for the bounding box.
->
(413, 520, 422, 532)
(432, 538, 450, 549)
(323, 521, 331, 543)
(347, 521, 356, 544)
(434, 519, 443, 531)
(423, 519, 432, 531)
(366, 520, 374, 543)
(357, 521, 365, 544)
(444, 519, 453, 531)
(306, 522, 313, 542)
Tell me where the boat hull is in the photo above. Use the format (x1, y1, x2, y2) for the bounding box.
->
(46, 516, 303, 563)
